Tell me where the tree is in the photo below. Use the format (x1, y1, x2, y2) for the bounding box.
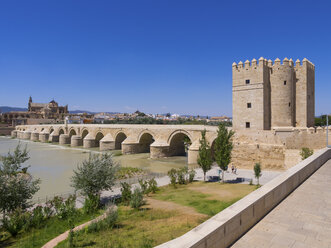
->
(214, 123, 235, 182)
(197, 129, 212, 181)
(0, 144, 40, 217)
(300, 147, 314, 160)
(254, 163, 262, 185)
(183, 135, 192, 154)
(71, 153, 119, 201)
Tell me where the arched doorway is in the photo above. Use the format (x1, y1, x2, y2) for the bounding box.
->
(168, 132, 192, 156)
(138, 133, 154, 153)
(115, 132, 127, 150)
(95, 132, 104, 147)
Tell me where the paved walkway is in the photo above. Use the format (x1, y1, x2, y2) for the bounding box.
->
(232, 159, 331, 248)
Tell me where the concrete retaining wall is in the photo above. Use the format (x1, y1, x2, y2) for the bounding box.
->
(156, 148, 331, 248)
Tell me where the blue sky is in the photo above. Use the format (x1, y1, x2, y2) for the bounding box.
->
(0, 0, 330, 116)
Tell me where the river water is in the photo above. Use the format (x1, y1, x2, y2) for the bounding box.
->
(0, 137, 188, 200)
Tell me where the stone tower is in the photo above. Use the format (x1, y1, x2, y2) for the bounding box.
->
(28, 96, 33, 112)
(232, 57, 314, 130)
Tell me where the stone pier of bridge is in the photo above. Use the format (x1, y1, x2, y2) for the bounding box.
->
(11, 124, 219, 164)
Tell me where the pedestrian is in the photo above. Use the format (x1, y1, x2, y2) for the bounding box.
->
(231, 165, 234, 173)
(234, 166, 237, 174)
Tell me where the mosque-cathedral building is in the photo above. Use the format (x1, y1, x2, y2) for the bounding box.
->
(1, 97, 68, 126)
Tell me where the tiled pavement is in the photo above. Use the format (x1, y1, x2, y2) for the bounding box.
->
(232, 159, 331, 248)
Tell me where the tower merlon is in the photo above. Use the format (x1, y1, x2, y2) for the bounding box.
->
(274, 58, 281, 65)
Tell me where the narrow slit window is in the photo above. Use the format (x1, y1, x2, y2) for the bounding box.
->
(284, 81, 287, 85)
(289, 102, 291, 107)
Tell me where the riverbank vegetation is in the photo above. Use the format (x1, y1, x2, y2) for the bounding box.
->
(56, 182, 255, 247)
(1, 139, 254, 248)
(116, 167, 146, 179)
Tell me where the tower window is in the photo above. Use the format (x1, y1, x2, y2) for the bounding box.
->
(247, 103, 251, 108)
(246, 122, 250, 128)
(284, 81, 287, 85)
(245, 79, 250, 84)
(289, 102, 291, 107)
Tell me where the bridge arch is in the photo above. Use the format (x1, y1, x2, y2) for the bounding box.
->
(49, 127, 54, 134)
(81, 129, 89, 139)
(168, 130, 192, 156)
(115, 132, 127, 150)
(138, 131, 155, 153)
(95, 132, 104, 147)
(69, 129, 77, 137)
(59, 128, 65, 136)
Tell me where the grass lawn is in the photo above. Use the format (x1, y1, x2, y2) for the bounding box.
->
(153, 182, 256, 216)
(0, 209, 104, 248)
(56, 182, 255, 248)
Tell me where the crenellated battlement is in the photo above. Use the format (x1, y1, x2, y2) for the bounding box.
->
(233, 57, 315, 71)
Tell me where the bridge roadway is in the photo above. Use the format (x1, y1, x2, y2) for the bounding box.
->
(232, 159, 331, 248)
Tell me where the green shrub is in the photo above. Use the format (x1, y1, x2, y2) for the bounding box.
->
(120, 182, 132, 205)
(87, 220, 100, 233)
(86, 207, 118, 233)
(83, 194, 100, 214)
(167, 168, 177, 187)
(130, 188, 145, 209)
(300, 147, 314, 160)
(29, 206, 45, 229)
(43, 202, 53, 219)
(64, 195, 77, 217)
(3, 208, 29, 237)
(148, 178, 158, 193)
(51, 195, 77, 219)
(177, 167, 188, 184)
(176, 168, 187, 185)
(188, 169, 196, 183)
(139, 179, 150, 195)
(68, 228, 75, 248)
(103, 207, 118, 229)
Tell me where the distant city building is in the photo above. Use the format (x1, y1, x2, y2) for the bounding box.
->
(28, 96, 68, 119)
(208, 116, 232, 123)
(0, 97, 69, 126)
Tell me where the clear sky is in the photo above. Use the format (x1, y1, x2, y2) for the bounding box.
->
(0, 0, 330, 116)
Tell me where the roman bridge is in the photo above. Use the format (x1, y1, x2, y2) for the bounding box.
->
(12, 124, 219, 164)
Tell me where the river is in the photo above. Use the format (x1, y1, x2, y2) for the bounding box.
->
(0, 137, 188, 201)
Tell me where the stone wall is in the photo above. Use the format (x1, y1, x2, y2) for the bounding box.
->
(0, 124, 14, 135)
(232, 127, 330, 169)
